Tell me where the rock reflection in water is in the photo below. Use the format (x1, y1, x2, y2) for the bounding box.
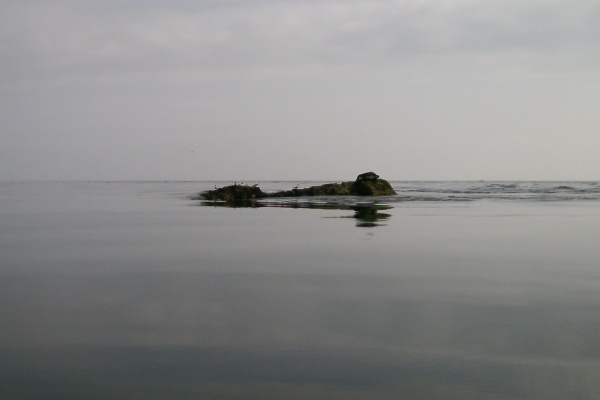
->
(351, 204, 391, 227)
(199, 199, 392, 228)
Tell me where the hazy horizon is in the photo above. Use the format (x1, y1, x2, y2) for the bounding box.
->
(2, 0, 600, 181)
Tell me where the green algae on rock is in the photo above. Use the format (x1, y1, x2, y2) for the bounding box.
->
(269, 182, 354, 197)
(352, 172, 396, 196)
(200, 172, 396, 201)
(201, 183, 268, 201)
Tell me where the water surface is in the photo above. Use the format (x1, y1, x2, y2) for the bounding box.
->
(1, 181, 600, 399)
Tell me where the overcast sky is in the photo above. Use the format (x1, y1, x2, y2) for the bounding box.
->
(2, 0, 600, 181)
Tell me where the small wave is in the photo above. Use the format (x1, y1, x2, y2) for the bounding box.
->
(491, 183, 518, 189)
(552, 185, 577, 191)
(466, 183, 520, 194)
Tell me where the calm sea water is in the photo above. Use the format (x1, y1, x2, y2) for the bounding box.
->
(2, 181, 600, 399)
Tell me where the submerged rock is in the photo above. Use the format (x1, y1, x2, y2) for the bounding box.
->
(200, 172, 396, 201)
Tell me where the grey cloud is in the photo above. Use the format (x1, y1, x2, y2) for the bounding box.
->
(4, 0, 600, 83)
(2, 0, 600, 180)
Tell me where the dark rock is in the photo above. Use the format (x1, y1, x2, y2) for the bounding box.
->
(199, 172, 396, 201)
(270, 182, 354, 197)
(201, 184, 268, 202)
(356, 171, 379, 182)
(352, 178, 396, 196)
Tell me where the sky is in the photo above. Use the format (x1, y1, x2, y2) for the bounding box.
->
(2, 0, 600, 181)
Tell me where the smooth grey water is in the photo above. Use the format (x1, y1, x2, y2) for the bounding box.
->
(2, 181, 600, 399)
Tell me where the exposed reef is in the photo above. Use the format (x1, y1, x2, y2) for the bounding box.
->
(201, 183, 267, 201)
(199, 172, 396, 202)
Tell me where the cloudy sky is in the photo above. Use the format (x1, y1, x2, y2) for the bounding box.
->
(2, 0, 600, 181)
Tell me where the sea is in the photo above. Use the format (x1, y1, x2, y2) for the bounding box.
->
(2, 180, 600, 399)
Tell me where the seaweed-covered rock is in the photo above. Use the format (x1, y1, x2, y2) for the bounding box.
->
(270, 182, 354, 197)
(199, 172, 396, 201)
(352, 178, 396, 196)
(202, 184, 267, 201)
(356, 171, 379, 182)
(351, 172, 395, 195)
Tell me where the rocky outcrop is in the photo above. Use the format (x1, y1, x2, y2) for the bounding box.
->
(351, 172, 396, 196)
(269, 182, 354, 197)
(200, 172, 396, 201)
(201, 184, 268, 201)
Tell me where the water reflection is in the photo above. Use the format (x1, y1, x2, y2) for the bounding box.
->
(2, 272, 600, 399)
(351, 204, 391, 227)
(199, 199, 392, 227)
(4, 182, 600, 399)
